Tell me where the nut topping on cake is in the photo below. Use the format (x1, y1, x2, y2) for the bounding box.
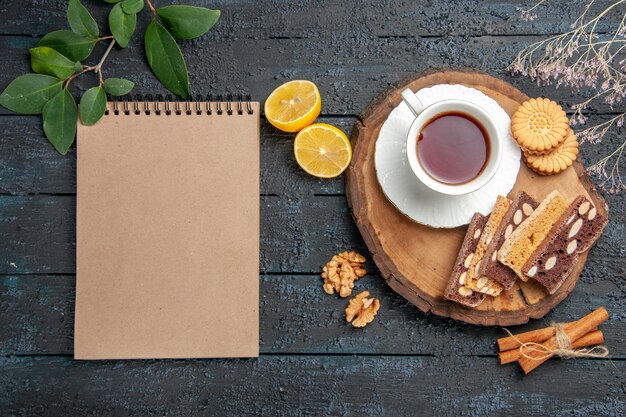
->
(476, 277, 489, 289)
(498, 190, 567, 281)
(567, 240, 578, 254)
(458, 286, 473, 296)
(444, 213, 487, 307)
(588, 207, 597, 220)
(568, 219, 583, 238)
(545, 256, 557, 270)
(521, 195, 608, 294)
(523, 203, 534, 216)
(479, 191, 538, 290)
(578, 201, 590, 215)
(461, 196, 508, 296)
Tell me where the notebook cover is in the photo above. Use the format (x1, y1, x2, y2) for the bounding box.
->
(75, 101, 260, 359)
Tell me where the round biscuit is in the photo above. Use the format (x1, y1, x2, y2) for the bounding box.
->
(511, 98, 569, 153)
(524, 129, 579, 175)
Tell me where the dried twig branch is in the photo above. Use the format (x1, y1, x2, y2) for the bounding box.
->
(510, 0, 626, 192)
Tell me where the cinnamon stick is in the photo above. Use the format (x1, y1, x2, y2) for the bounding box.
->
(498, 329, 604, 365)
(519, 307, 609, 374)
(497, 320, 577, 351)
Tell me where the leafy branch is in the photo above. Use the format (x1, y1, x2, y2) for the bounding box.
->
(66, 38, 117, 89)
(0, 0, 220, 155)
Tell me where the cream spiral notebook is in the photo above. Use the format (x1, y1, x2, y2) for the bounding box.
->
(75, 95, 260, 359)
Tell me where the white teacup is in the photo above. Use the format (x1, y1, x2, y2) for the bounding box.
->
(401, 88, 503, 196)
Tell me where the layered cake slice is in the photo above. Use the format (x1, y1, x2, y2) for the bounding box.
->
(464, 196, 509, 296)
(477, 191, 538, 290)
(498, 190, 568, 281)
(444, 213, 487, 307)
(523, 196, 608, 293)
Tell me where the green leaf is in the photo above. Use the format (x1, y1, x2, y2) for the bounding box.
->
(122, 0, 144, 14)
(30, 47, 83, 79)
(156, 6, 220, 40)
(109, 3, 136, 48)
(43, 89, 77, 155)
(39, 30, 96, 61)
(67, 0, 99, 38)
(145, 21, 189, 99)
(79, 86, 107, 126)
(103, 78, 135, 96)
(104, 0, 121, 3)
(0, 74, 63, 114)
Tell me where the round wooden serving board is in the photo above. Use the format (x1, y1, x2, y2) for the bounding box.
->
(345, 69, 608, 326)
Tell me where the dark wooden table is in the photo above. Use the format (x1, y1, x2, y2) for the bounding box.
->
(1, 1, 625, 415)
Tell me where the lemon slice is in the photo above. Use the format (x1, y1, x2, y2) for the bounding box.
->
(294, 123, 352, 178)
(264, 80, 321, 132)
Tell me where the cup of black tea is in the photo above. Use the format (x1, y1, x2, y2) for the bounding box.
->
(401, 88, 503, 195)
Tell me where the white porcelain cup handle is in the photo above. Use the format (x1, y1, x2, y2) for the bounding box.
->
(400, 88, 424, 117)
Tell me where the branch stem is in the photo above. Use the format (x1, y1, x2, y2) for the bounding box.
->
(95, 39, 116, 70)
(64, 39, 116, 89)
(146, 0, 157, 17)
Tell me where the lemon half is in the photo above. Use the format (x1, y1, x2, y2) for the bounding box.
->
(264, 80, 321, 132)
(294, 123, 352, 178)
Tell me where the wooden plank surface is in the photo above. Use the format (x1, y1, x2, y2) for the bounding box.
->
(1, 272, 624, 356)
(2, 114, 624, 196)
(1, 355, 624, 417)
(1, 0, 625, 415)
(0, 116, 350, 196)
(1, 194, 623, 274)
(1, 33, 625, 116)
(1, 0, 622, 37)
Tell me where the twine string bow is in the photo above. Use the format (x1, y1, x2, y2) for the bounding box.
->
(505, 323, 609, 361)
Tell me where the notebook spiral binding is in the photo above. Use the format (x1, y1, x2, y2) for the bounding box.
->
(104, 93, 254, 116)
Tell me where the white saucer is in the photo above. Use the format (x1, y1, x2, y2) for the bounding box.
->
(374, 84, 521, 228)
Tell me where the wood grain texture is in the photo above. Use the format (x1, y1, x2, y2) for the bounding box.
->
(1, 0, 622, 37)
(1, 32, 625, 117)
(1, 355, 624, 417)
(1, 0, 625, 414)
(0, 116, 350, 196)
(346, 69, 609, 325)
(0, 194, 368, 274)
(1, 194, 622, 275)
(1, 114, 624, 197)
(1, 272, 624, 357)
